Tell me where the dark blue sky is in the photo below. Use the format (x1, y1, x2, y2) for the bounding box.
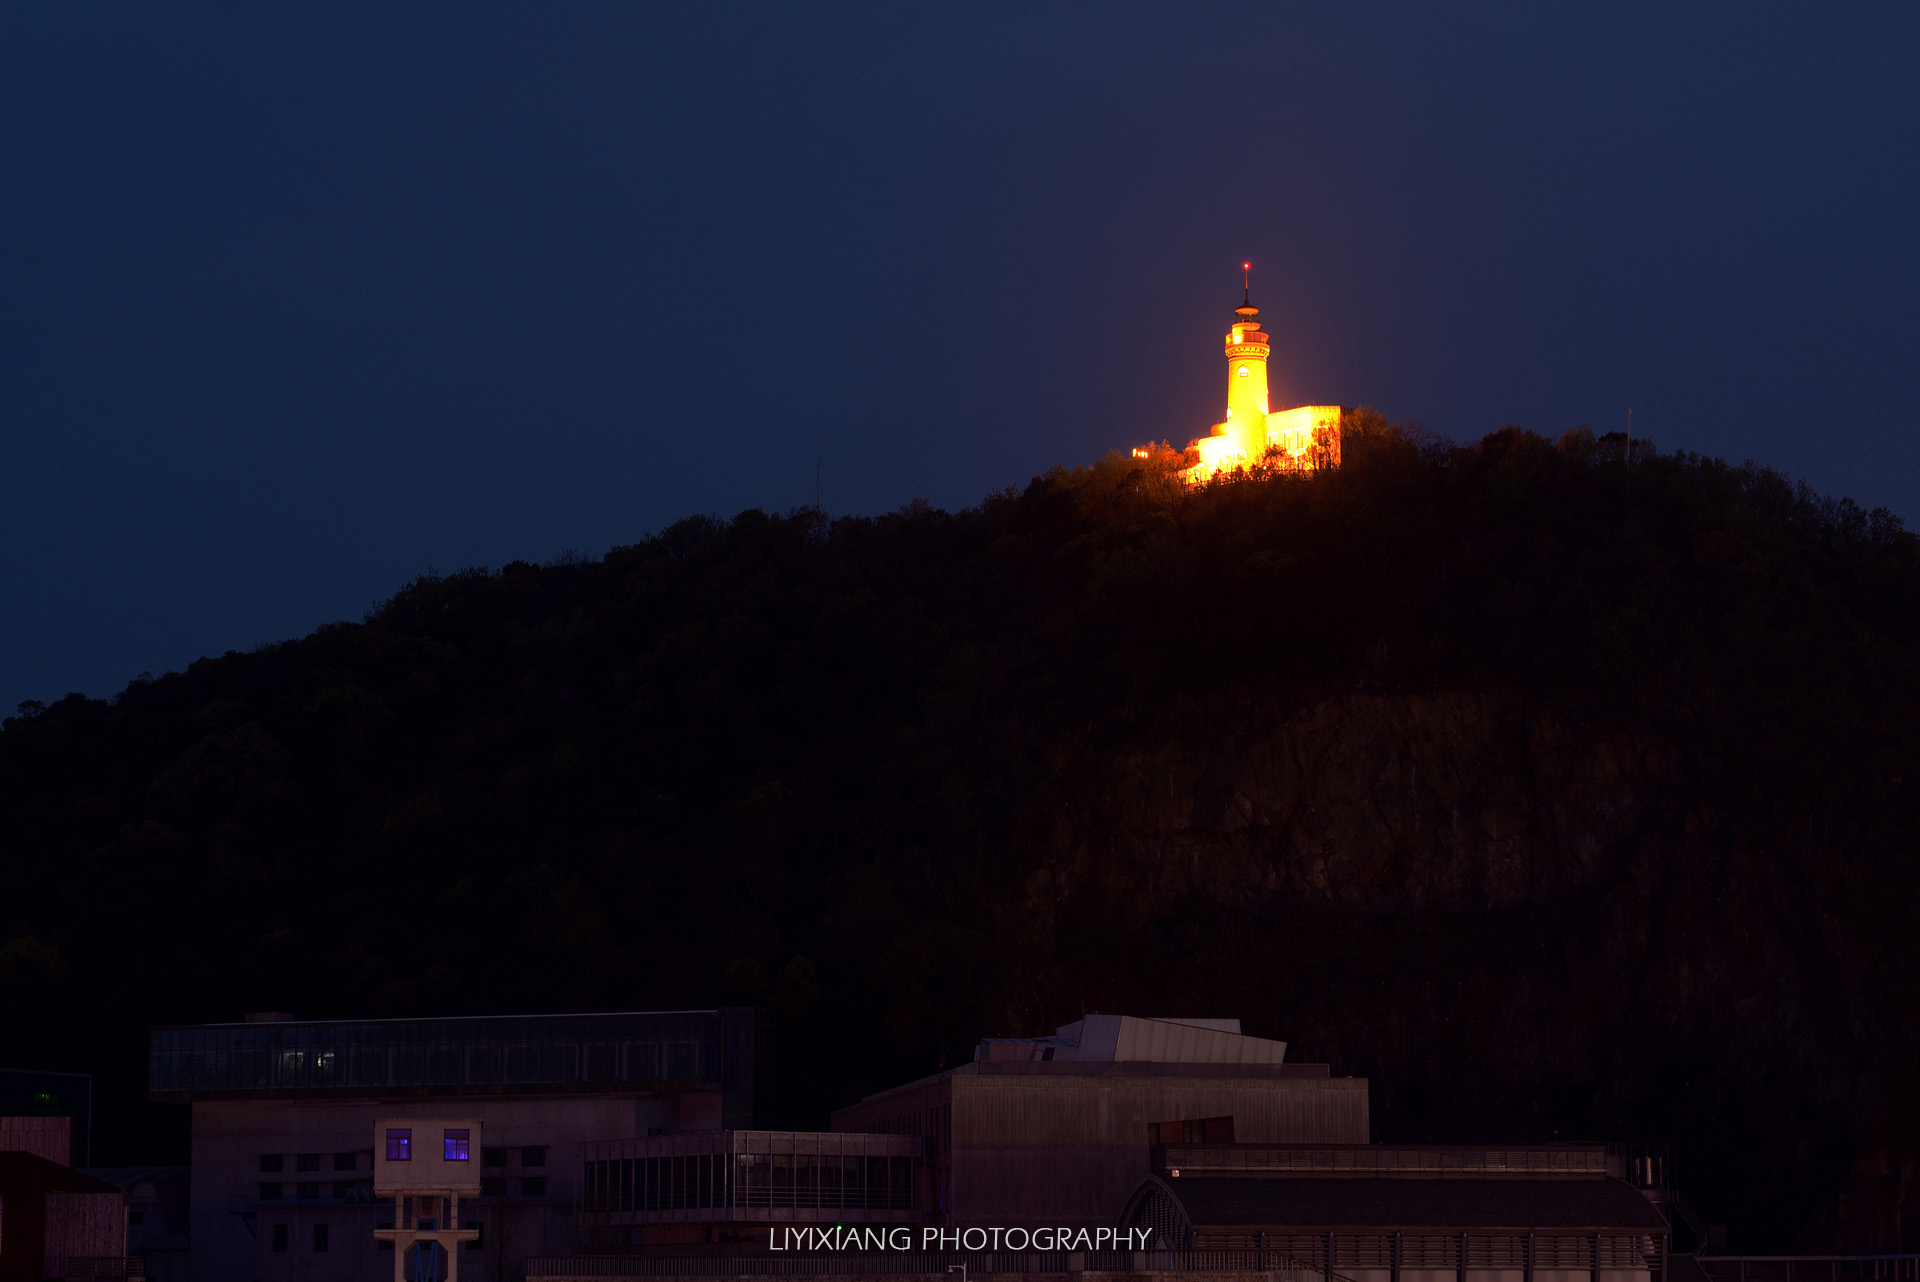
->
(4, 4, 1916, 712)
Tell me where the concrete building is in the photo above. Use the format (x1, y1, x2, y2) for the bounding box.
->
(1123, 1141, 1670, 1282)
(149, 1008, 773, 1282)
(521, 1019, 1674, 1282)
(830, 1016, 1370, 1232)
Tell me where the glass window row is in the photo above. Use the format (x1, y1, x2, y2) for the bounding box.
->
(153, 1034, 716, 1092)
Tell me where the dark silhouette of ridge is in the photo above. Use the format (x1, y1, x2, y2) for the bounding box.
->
(3, 413, 1917, 1252)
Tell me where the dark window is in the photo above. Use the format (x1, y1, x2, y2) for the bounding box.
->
(444, 1128, 470, 1161)
(258, 1183, 283, 1200)
(313, 1224, 329, 1252)
(333, 1152, 357, 1171)
(464, 1220, 484, 1249)
(333, 1181, 354, 1199)
(260, 1155, 284, 1173)
(386, 1128, 411, 1160)
(377, 1240, 394, 1252)
(296, 1153, 320, 1172)
(297, 1182, 319, 1199)
(521, 1177, 546, 1197)
(482, 1147, 507, 1168)
(271, 1224, 289, 1253)
(129, 1210, 146, 1226)
(481, 1178, 507, 1198)
(521, 1147, 546, 1168)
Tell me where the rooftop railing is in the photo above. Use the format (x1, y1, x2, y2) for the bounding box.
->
(41, 1257, 144, 1280)
(1155, 1143, 1613, 1179)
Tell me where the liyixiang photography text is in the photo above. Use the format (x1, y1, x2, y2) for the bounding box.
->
(767, 1227, 1158, 1253)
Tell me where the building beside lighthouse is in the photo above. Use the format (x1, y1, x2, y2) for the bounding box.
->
(1167, 285, 1344, 482)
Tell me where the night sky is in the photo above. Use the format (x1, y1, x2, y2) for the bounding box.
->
(4, 4, 1916, 713)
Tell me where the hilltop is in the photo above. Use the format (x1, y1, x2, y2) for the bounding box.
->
(3, 415, 1917, 1249)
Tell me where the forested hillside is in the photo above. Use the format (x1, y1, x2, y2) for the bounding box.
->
(4, 418, 1917, 1250)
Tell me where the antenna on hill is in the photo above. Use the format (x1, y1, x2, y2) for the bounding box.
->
(816, 459, 822, 512)
(1625, 408, 1633, 498)
(1242, 260, 1251, 303)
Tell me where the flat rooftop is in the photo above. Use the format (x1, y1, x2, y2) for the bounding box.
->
(1155, 1142, 1613, 1180)
(845, 1058, 1336, 1108)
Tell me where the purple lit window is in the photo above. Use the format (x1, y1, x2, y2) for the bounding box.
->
(444, 1129, 470, 1161)
(385, 1129, 411, 1161)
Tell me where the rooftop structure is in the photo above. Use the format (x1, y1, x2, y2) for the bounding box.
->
(978, 1015, 1288, 1065)
(834, 1014, 1368, 1231)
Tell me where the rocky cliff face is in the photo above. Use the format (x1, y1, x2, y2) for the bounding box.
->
(1009, 685, 1898, 1248)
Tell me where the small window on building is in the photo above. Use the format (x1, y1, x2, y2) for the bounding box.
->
(260, 1154, 284, 1173)
(259, 1183, 283, 1200)
(333, 1152, 357, 1171)
(333, 1180, 354, 1199)
(271, 1224, 289, 1253)
(520, 1147, 546, 1168)
(444, 1128, 470, 1161)
(482, 1146, 507, 1168)
(297, 1182, 319, 1199)
(521, 1177, 546, 1197)
(296, 1153, 320, 1172)
(386, 1128, 411, 1160)
(129, 1210, 146, 1226)
(313, 1224, 329, 1253)
(480, 1178, 506, 1198)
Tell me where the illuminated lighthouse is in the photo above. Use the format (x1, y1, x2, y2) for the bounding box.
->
(1223, 287, 1271, 455)
(1176, 266, 1344, 481)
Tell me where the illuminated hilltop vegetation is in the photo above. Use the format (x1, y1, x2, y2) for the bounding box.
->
(4, 414, 1919, 1248)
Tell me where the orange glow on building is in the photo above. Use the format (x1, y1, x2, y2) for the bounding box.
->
(1156, 276, 1344, 483)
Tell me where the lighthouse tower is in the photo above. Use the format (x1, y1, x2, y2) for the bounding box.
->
(1170, 267, 1345, 481)
(1223, 290, 1272, 465)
